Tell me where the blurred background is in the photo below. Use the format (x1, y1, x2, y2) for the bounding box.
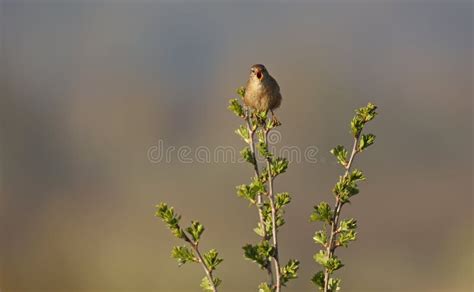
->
(1, 1, 472, 291)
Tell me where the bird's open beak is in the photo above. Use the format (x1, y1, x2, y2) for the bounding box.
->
(256, 72, 263, 80)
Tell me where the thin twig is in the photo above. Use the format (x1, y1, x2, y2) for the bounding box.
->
(245, 113, 265, 229)
(245, 111, 274, 285)
(265, 127, 281, 292)
(183, 234, 218, 292)
(324, 136, 359, 292)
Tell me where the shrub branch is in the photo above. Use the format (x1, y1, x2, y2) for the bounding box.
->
(246, 112, 275, 285)
(324, 137, 358, 291)
(265, 127, 281, 291)
(311, 103, 378, 292)
(229, 87, 299, 291)
(155, 203, 222, 292)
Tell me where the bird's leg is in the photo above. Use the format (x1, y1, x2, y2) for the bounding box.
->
(253, 110, 266, 126)
(245, 107, 257, 123)
(270, 110, 281, 126)
(245, 107, 252, 120)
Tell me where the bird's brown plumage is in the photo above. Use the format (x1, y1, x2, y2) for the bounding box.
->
(243, 64, 282, 113)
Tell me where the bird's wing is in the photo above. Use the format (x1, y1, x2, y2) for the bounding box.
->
(269, 75, 281, 95)
(243, 78, 252, 106)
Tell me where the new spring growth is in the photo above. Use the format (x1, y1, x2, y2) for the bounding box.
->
(156, 93, 377, 292)
(310, 103, 378, 292)
(229, 87, 299, 292)
(155, 203, 223, 292)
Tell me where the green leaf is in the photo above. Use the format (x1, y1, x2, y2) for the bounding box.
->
(236, 184, 255, 204)
(271, 157, 289, 176)
(330, 145, 348, 166)
(155, 203, 185, 239)
(350, 117, 364, 137)
(314, 250, 329, 266)
(328, 277, 341, 291)
(155, 203, 180, 224)
(255, 180, 269, 195)
(236, 178, 265, 204)
(258, 282, 274, 292)
(275, 192, 291, 210)
(337, 218, 357, 247)
(314, 251, 343, 272)
(276, 212, 286, 228)
(242, 241, 274, 269)
(280, 259, 300, 286)
(333, 174, 360, 203)
(350, 103, 378, 137)
(310, 202, 333, 223)
(171, 246, 197, 266)
(155, 202, 168, 218)
(339, 218, 357, 232)
(350, 169, 365, 182)
(337, 229, 357, 247)
(327, 256, 344, 273)
(258, 201, 286, 232)
(253, 222, 266, 237)
(261, 203, 273, 235)
(256, 110, 268, 123)
(259, 167, 269, 183)
(313, 230, 328, 247)
(203, 249, 223, 271)
(359, 133, 376, 151)
(248, 180, 264, 201)
(333, 169, 365, 203)
(240, 147, 256, 165)
(311, 271, 325, 289)
(258, 141, 272, 158)
(235, 125, 251, 143)
(236, 86, 246, 98)
(170, 226, 185, 239)
(200, 276, 222, 291)
(359, 102, 378, 122)
(186, 221, 205, 243)
(228, 98, 245, 118)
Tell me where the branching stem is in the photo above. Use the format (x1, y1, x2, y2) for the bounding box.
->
(245, 113, 265, 229)
(324, 136, 360, 292)
(265, 127, 281, 292)
(245, 112, 274, 285)
(183, 234, 218, 292)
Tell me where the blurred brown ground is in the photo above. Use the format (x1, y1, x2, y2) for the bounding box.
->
(0, 1, 472, 291)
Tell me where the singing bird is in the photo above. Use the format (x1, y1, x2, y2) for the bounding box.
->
(243, 64, 282, 119)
